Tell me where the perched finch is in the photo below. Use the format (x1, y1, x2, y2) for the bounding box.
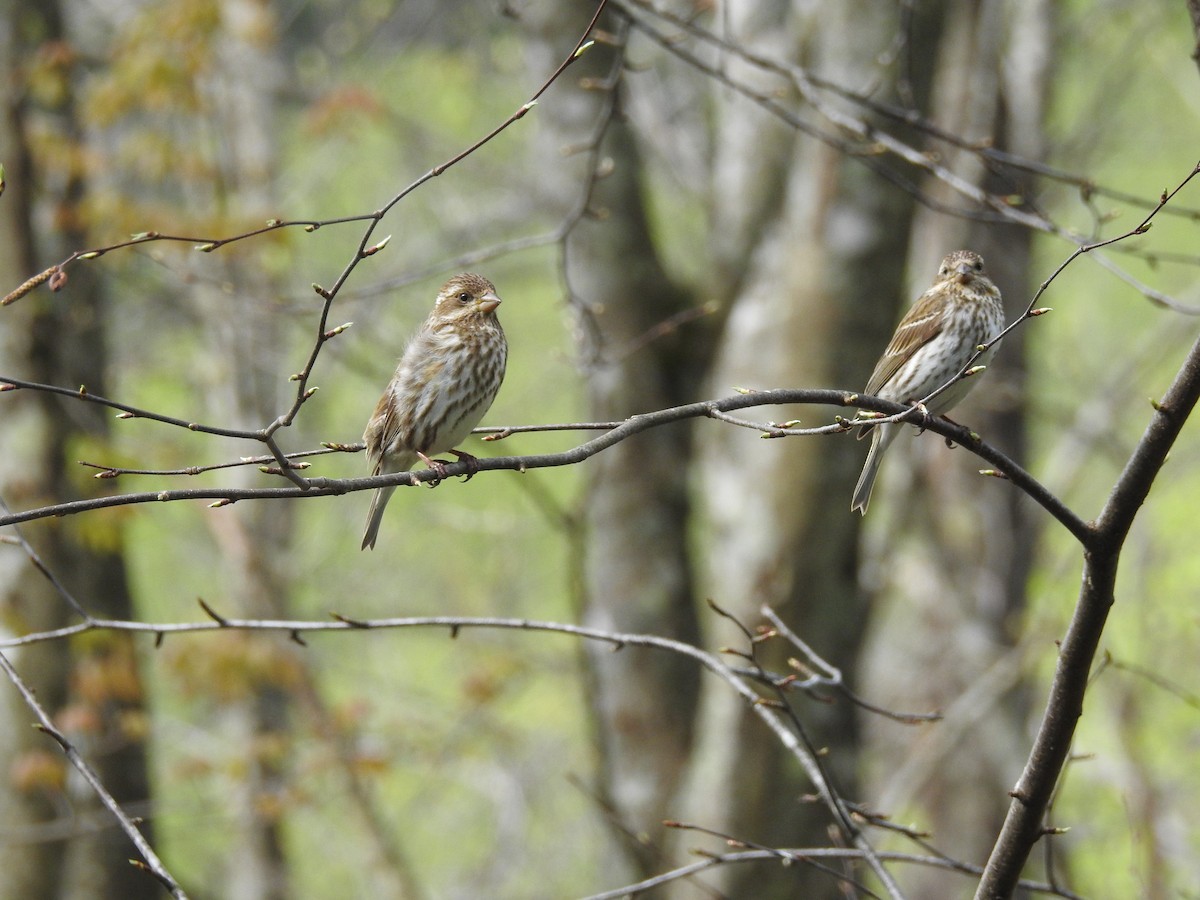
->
(851, 250, 1005, 515)
(361, 273, 508, 550)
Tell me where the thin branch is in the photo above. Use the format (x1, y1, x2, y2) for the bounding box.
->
(0, 496, 93, 621)
(0, 604, 902, 870)
(761, 606, 940, 724)
(478, 421, 622, 439)
(0, 390, 1084, 541)
(0, 375, 257, 440)
(583, 846, 1082, 900)
(78, 446, 336, 479)
(705, 601, 903, 898)
(1105, 654, 1200, 711)
(0, 649, 187, 898)
(0, 603, 986, 899)
(0, 0, 613, 482)
(666, 820, 885, 899)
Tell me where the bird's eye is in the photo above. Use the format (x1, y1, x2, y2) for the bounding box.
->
(973, 259, 983, 271)
(458, 291, 473, 303)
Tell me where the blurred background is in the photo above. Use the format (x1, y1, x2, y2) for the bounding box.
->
(1, 1, 1199, 897)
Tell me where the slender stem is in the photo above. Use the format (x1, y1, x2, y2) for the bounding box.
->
(0, 650, 188, 898)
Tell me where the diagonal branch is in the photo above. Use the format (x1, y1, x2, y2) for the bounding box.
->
(975, 326, 1200, 897)
(0, 649, 187, 899)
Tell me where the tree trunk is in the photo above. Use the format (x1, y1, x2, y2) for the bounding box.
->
(860, 1, 1052, 896)
(192, 4, 296, 898)
(0, 1, 154, 898)
(522, 3, 705, 881)
(672, 2, 944, 896)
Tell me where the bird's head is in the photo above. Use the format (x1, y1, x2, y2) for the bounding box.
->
(939, 250, 987, 287)
(433, 273, 502, 322)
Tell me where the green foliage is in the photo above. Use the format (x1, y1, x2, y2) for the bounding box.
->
(1018, 8, 1200, 892)
(86, 7, 598, 894)
(12, 0, 1200, 895)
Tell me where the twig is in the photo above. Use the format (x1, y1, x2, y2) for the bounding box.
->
(0, 0, 614, 492)
(0, 495, 93, 621)
(582, 846, 1082, 900)
(0, 649, 187, 898)
(761, 606, 939, 724)
(705, 601, 903, 898)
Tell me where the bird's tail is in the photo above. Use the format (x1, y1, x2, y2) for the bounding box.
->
(361, 485, 397, 550)
(851, 425, 891, 515)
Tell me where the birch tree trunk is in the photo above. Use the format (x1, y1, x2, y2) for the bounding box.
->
(671, 3, 944, 895)
(524, 2, 1002, 895)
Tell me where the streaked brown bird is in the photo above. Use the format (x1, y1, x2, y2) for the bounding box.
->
(361, 273, 508, 549)
(851, 250, 1005, 515)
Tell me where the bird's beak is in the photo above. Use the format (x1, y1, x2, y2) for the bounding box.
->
(954, 262, 974, 284)
(478, 291, 502, 314)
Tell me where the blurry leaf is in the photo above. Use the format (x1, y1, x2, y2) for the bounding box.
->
(10, 749, 67, 793)
(304, 85, 387, 136)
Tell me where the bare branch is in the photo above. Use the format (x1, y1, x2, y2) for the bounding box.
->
(0, 607, 915, 897)
(0, 650, 187, 898)
(976, 324, 1200, 896)
(583, 846, 1082, 900)
(761, 606, 940, 725)
(0, 389, 1086, 542)
(0, 0, 613, 494)
(0, 496, 93, 621)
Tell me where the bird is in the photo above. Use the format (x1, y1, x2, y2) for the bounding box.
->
(361, 273, 508, 549)
(851, 250, 1005, 515)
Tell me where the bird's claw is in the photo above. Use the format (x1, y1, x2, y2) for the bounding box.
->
(907, 401, 932, 433)
(938, 413, 963, 446)
(417, 452, 450, 487)
(417, 450, 480, 484)
(449, 449, 481, 482)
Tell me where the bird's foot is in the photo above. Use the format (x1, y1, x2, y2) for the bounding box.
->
(448, 449, 481, 482)
(417, 451, 450, 487)
(906, 401, 932, 433)
(939, 413, 963, 447)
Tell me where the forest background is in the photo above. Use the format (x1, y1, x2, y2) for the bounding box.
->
(1, 1, 1200, 898)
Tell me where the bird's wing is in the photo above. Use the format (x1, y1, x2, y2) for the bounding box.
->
(362, 390, 396, 475)
(863, 288, 948, 396)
